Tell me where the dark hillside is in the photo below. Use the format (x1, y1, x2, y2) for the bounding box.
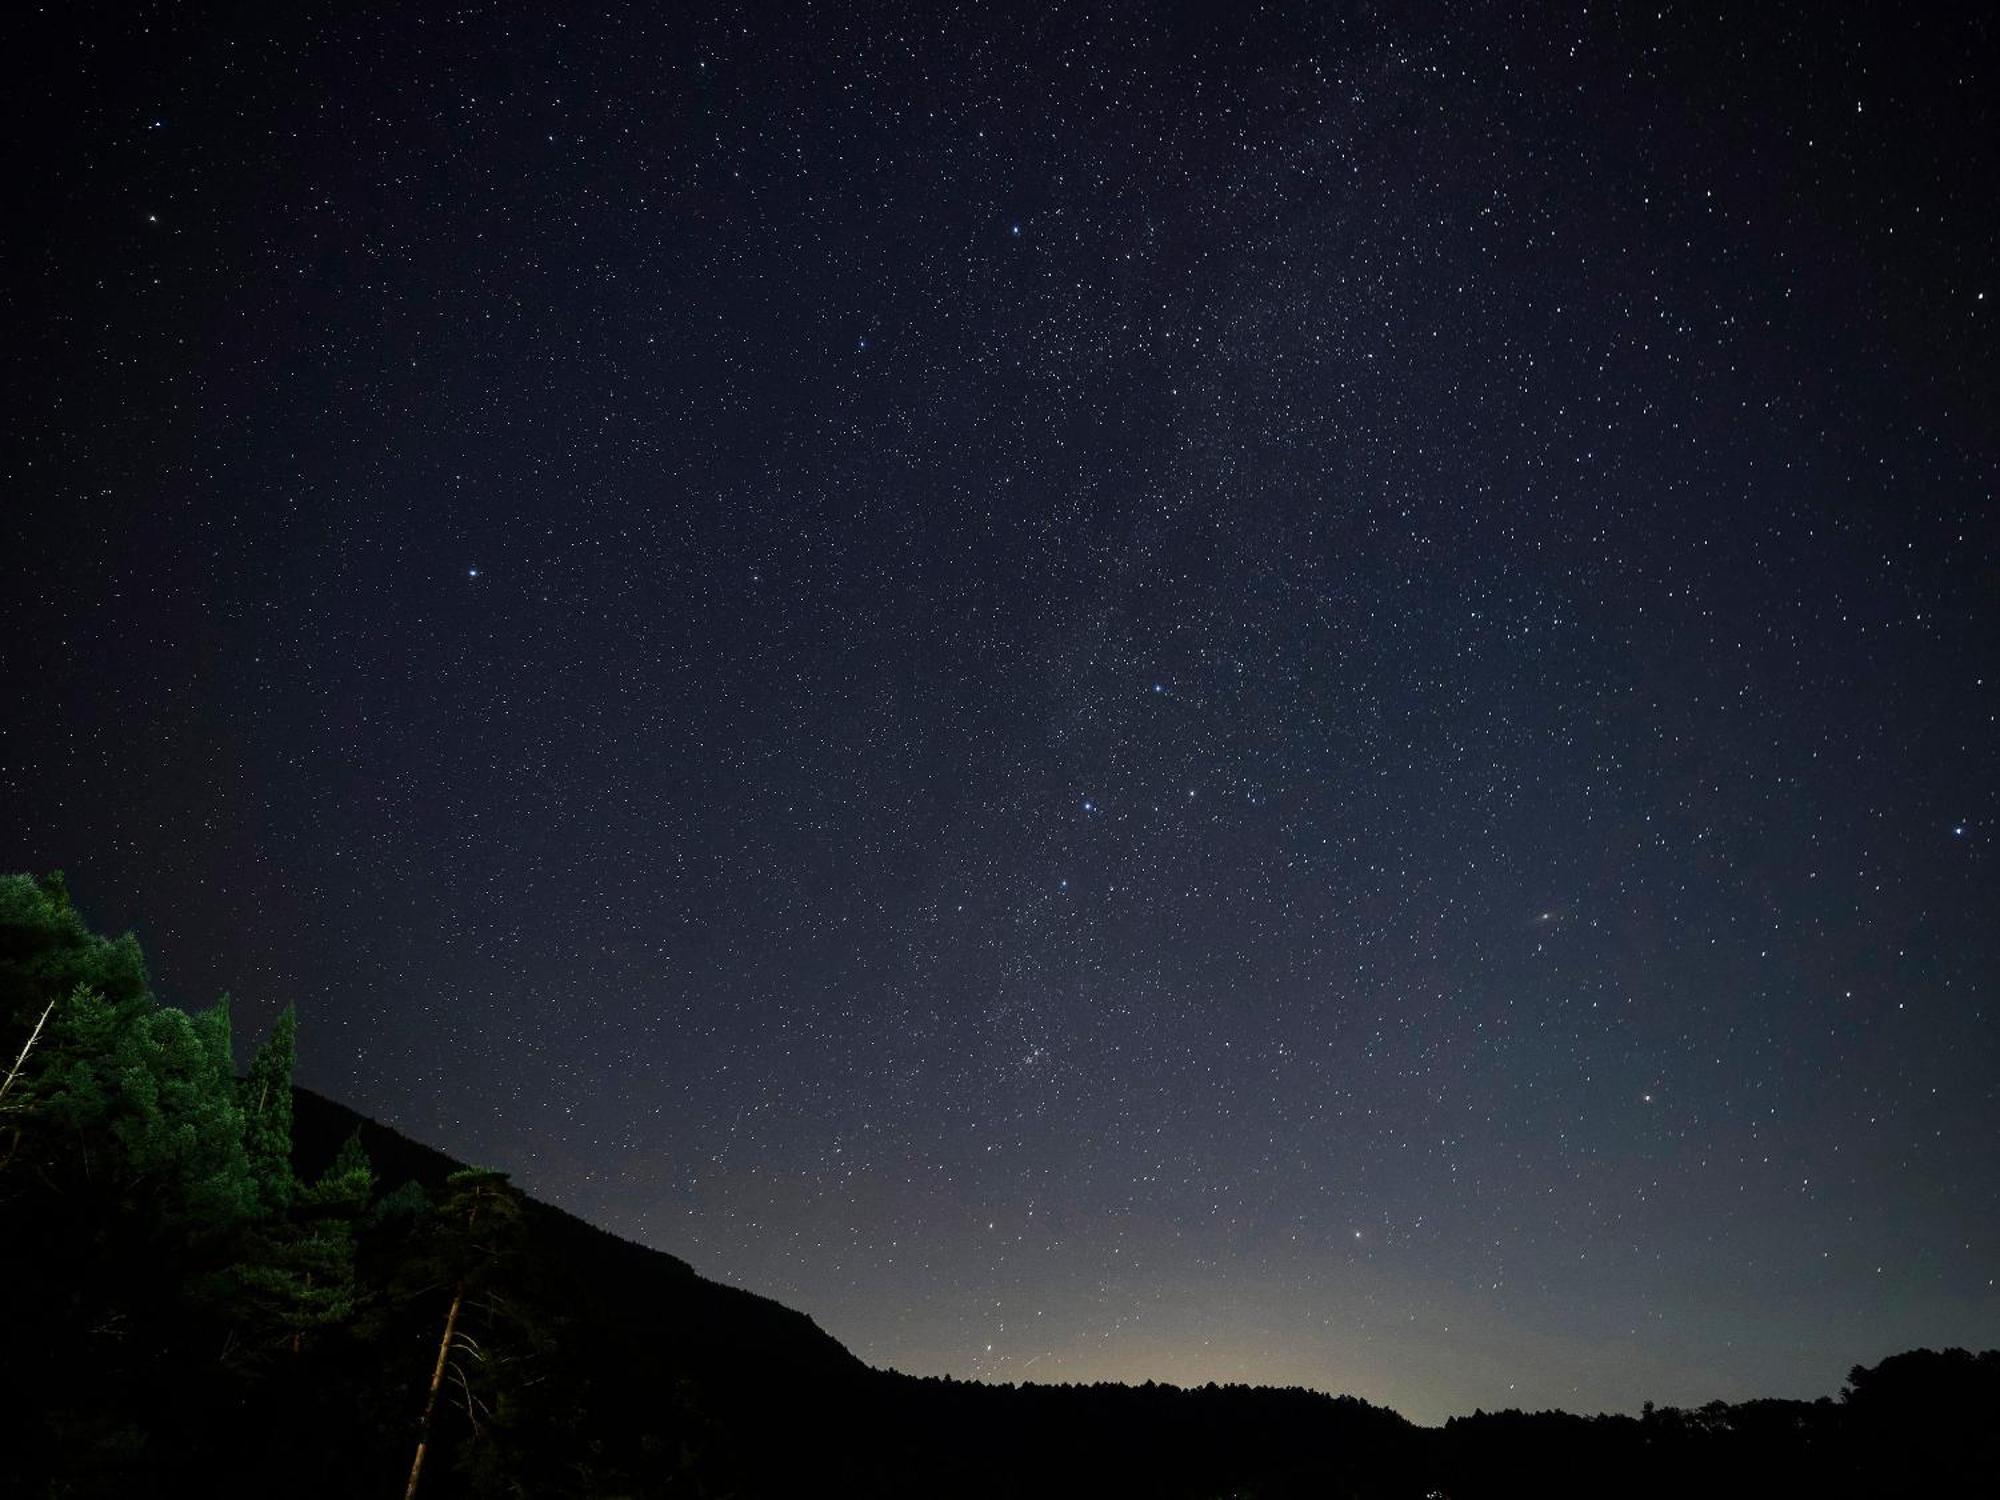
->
(290, 1088, 1429, 1496)
(1, 854, 1986, 1500)
(291, 1089, 2000, 1499)
(292, 1087, 465, 1195)
(292, 1087, 866, 1389)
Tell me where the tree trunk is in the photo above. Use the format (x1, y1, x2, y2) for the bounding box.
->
(0, 999, 54, 1105)
(403, 1282, 464, 1500)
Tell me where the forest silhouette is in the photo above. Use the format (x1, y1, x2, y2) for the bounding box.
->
(3, 870, 1992, 1498)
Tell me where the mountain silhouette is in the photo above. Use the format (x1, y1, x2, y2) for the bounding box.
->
(286, 1088, 1998, 1499)
(292, 1087, 867, 1391)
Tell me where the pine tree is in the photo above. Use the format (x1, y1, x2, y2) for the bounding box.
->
(404, 1169, 524, 1500)
(0, 871, 148, 1034)
(128, 995, 260, 1233)
(33, 985, 257, 1235)
(238, 1005, 296, 1215)
(234, 1130, 375, 1360)
(0, 874, 290, 1491)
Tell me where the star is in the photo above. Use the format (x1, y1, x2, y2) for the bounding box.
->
(18, 0, 1992, 1436)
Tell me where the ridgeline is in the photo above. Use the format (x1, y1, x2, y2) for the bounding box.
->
(4, 872, 1992, 1497)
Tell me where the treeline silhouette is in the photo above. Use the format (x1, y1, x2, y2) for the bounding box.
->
(3, 871, 1992, 1497)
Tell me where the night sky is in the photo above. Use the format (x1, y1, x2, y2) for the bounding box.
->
(5, 2, 1996, 1424)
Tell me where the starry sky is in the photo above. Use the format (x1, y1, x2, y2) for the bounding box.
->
(5, 2, 1996, 1424)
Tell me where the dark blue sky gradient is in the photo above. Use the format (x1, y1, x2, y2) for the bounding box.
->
(4, 2, 1995, 1421)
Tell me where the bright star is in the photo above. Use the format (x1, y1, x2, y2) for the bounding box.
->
(468, 567, 480, 578)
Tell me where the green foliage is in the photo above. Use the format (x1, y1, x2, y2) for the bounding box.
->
(240, 1005, 297, 1214)
(311, 1129, 376, 1215)
(398, 1168, 527, 1315)
(232, 1131, 376, 1362)
(401, 1168, 539, 1494)
(0, 870, 147, 1034)
(404, 1168, 531, 1375)
(9, 867, 1990, 1498)
(369, 1178, 431, 1228)
(33, 983, 258, 1235)
(434, 1168, 524, 1265)
(0, 872, 412, 1495)
(3, 876, 313, 1248)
